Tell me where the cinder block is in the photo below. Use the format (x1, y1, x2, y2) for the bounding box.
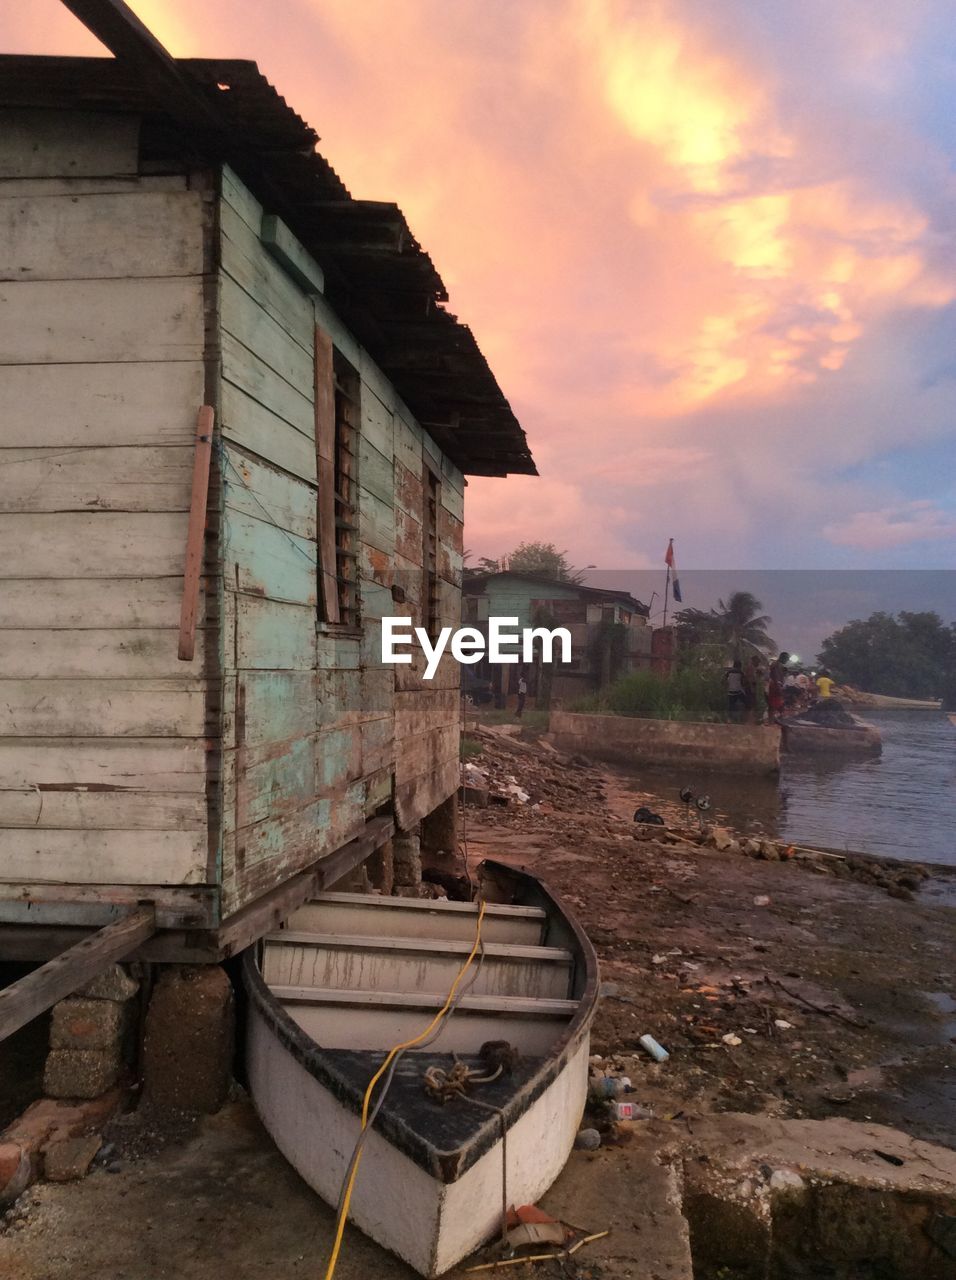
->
(43, 1049, 120, 1100)
(50, 997, 124, 1052)
(78, 964, 139, 1003)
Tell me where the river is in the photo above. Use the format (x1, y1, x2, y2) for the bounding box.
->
(625, 709, 956, 867)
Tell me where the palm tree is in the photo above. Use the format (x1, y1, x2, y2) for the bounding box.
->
(716, 592, 775, 660)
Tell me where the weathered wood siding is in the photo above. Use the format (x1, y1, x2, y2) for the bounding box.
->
(0, 110, 212, 898)
(217, 168, 463, 917)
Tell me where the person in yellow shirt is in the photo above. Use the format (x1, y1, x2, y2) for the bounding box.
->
(815, 669, 836, 699)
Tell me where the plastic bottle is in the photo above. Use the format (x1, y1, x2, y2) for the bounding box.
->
(638, 1033, 669, 1062)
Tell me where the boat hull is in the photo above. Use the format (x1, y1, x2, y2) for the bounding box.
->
(247, 1003, 590, 1276)
(243, 860, 598, 1276)
(783, 717, 882, 756)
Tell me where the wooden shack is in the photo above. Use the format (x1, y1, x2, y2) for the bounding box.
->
(0, 52, 534, 966)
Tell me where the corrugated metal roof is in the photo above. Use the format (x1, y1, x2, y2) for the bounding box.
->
(0, 54, 536, 478)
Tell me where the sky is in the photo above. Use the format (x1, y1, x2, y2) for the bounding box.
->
(6, 0, 956, 609)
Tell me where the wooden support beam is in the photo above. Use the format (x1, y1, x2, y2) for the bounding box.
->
(0, 907, 155, 1042)
(178, 404, 214, 661)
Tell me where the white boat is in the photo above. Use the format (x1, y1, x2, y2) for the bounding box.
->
(243, 860, 599, 1277)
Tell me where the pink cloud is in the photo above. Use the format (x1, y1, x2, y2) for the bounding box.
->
(824, 501, 956, 550)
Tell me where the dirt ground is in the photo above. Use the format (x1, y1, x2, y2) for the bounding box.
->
(2, 726, 955, 1279)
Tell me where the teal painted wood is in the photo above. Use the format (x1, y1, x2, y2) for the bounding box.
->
(222, 450, 317, 540)
(229, 596, 315, 672)
(224, 735, 316, 833)
(220, 274, 313, 396)
(221, 381, 316, 485)
(260, 212, 325, 296)
(361, 389, 393, 458)
(359, 579, 391, 622)
(315, 634, 362, 671)
(316, 669, 361, 727)
(221, 330, 314, 436)
(359, 487, 395, 555)
(222, 672, 315, 748)
(223, 509, 316, 606)
(221, 201, 315, 353)
(359, 435, 394, 505)
(318, 727, 361, 790)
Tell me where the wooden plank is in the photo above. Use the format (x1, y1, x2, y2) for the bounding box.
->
(396, 757, 459, 830)
(0, 190, 205, 281)
(0, 512, 190, 578)
(0, 361, 205, 447)
(228, 594, 315, 671)
(220, 164, 263, 235)
(0, 109, 139, 179)
(0, 578, 190, 629)
(220, 379, 316, 485)
(394, 415, 423, 476)
(221, 671, 315, 749)
(0, 907, 155, 1043)
(221, 329, 314, 435)
(0, 788, 205, 829)
(221, 202, 315, 352)
(359, 435, 395, 506)
(314, 324, 339, 623)
(222, 449, 317, 539)
(0, 175, 188, 197)
(260, 212, 325, 296)
(178, 405, 213, 661)
(0, 829, 206, 885)
(216, 814, 394, 955)
(0, 277, 204, 365)
(0, 882, 214, 931)
(0, 679, 205, 737)
(222, 510, 316, 606)
(220, 274, 313, 394)
(0, 739, 206, 793)
(0, 445, 193, 514)
(361, 389, 393, 458)
(222, 736, 317, 833)
(0, 629, 203, 679)
(359, 488, 395, 554)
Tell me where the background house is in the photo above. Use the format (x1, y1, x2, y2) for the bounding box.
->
(0, 52, 533, 964)
(461, 572, 650, 703)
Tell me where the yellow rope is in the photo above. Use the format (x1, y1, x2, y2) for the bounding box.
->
(323, 897, 488, 1280)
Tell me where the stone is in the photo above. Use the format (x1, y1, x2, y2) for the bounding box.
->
(393, 832, 422, 865)
(50, 997, 124, 1052)
(574, 1128, 602, 1151)
(78, 964, 139, 1003)
(392, 859, 422, 888)
(366, 838, 394, 894)
(770, 1168, 806, 1193)
(710, 827, 736, 852)
(44, 1134, 101, 1182)
(0, 1142, 31, 1207)
(43, 1049, 120, 1100)
(143, 966, 234, 1113)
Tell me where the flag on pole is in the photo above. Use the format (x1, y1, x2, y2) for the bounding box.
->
(664, 539, 682, 603)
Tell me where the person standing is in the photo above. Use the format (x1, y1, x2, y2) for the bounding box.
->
(815, 668, 836, 700)
(767, 652, 790, 723)
(516, 673, 528, 718)
(725, 659, 747, 723)
(747, 654, 766, 723)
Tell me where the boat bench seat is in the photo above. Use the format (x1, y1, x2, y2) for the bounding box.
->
(273, 984, 578, 1056)
(286, 892, 547, 946)
(262, 931, 574, 1001)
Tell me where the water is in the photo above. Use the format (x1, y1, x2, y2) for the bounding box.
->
(778, 709, 956, 865)
(624, 709, 956, 867)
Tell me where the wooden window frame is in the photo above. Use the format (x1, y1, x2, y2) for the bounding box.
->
(315, 325, 360, 630)
(423, 460, 440, 640)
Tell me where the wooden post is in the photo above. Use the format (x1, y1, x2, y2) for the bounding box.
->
(178, 405, 214, 661)
(0, 907, 155, 1043)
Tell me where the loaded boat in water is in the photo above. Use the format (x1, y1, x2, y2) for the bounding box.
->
(242, 859, 598, 1277)
(782, 699, 882, 757)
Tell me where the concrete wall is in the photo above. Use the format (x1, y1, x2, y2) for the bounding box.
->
(550, 710, 781, 775)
